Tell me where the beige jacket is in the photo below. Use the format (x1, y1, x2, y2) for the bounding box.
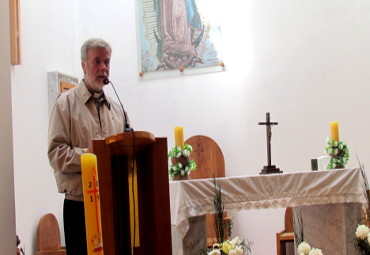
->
(48, 81, 128, 201)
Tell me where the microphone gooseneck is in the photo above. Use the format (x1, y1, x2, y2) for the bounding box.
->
(104, 78, 134, 132)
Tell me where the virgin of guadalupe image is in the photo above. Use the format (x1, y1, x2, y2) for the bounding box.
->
(153, 0, 205, 70)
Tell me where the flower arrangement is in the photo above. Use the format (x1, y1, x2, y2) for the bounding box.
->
(202, 179, 253, 255)
(324, 137, 350, 169)
(207, 237, 248, 255)
(297, 241, 323, 255)
(354, 224, 370, 254)
(295, 213, 323, 255)
(168, 144, 197, 179)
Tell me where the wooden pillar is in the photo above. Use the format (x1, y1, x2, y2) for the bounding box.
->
(9, 0, 21, 65)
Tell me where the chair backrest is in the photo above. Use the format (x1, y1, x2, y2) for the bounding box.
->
(36, 213, 63, 251)
(285, 207, 293, 232)
(185, 135, 225, 179)
(185, 135, 226, 244)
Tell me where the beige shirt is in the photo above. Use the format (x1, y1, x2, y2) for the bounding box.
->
(48, 81, 128, 201)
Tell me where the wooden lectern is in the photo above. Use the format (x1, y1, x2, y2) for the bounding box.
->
(92, 131, 172, 255)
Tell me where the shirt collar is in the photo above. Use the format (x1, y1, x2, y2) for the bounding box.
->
(78, 80, 111, 109)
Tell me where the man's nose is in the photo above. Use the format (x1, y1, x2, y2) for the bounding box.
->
(99, 62, 108, 70)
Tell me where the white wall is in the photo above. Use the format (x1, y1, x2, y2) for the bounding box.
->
(0, 0, 16, 254)
(11, 0, 370, 254)
(12, 0, 78, 252)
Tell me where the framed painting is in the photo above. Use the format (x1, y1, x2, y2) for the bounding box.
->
(136, 0, 224, 78)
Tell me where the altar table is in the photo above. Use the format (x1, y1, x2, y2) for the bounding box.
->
(169, 168, 367, 254)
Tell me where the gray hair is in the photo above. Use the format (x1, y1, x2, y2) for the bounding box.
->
(80, 38, 112, 62)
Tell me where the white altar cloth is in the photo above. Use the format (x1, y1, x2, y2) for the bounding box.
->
(170, 168, 367, 238)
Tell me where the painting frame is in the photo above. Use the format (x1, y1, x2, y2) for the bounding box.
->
(135, 0, 224, 78)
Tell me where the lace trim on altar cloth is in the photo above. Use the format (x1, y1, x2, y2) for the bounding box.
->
(170, 168, 368, 238)
(175, 194, 366, 237)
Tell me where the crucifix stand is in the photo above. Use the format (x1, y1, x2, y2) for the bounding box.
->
(258, 112, 283, 174)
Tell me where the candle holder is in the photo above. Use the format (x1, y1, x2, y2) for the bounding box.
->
(168, 144, 197, 180)
(324, 137, 350, 169)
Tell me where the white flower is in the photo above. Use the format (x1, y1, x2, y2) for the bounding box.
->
(308, 248, 323, 255)
(297, 241, 311, 255)
(181, 170, 185, 176)
(230, 236, 240, 245)
(183, 150, 190, 157)
(326, 137, 331, 144)
(178, 163, 182, 169)
(333, 140, 338, 147)
(229, 250, 237, 255)
(229, 247, 243, 255)
(356, 225, 370, 240)
(176, 152, 182, 158)
(208, 249, 221, 255)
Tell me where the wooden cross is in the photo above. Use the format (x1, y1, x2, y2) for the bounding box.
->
(258, 112, 282, 174)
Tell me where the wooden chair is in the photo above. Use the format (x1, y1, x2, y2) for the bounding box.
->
(35, 213, 66, 255)
(185, 135, 231, 247)
(276, 207, 294, 255)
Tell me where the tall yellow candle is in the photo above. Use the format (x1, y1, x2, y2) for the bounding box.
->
(174, 126, 184, 149)
(330, 121, 339, 141)
(81, 153, 104, 255)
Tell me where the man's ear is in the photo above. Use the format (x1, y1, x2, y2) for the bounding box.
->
(81, 61, 86, 74)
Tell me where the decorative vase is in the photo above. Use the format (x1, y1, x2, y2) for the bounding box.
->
(334, 164, 344, 169)
(172, 175, 191, 181)
(171, 156, 190, 166)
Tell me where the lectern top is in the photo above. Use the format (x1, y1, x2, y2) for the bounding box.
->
(105, 131, 156, 155)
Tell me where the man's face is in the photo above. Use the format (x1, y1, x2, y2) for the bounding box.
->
(82, 47, 111, 92)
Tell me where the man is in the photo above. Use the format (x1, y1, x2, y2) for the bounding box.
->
(48, 38, 130, 255)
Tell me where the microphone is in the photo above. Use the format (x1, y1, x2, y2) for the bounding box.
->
(103, 77, 110, 85)
(104, 77, 134, 132)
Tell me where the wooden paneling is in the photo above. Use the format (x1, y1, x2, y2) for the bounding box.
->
(9, 0, 21, 65)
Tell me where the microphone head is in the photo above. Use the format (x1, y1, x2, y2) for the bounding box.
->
(103, 77, 110, 85)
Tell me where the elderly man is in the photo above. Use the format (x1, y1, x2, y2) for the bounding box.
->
(48, 38, 130, 255)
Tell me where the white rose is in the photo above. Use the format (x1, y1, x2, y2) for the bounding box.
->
(176, 152, 182, 158)
(297, 241, 311, 255)
(208, 249, 221, 255)
(181, 170, 185, 176)
(183, 150, 190, 157)
(234, 247, 244, 255)
(356, 225, 370, 240)
(230, 236, 240, 245)
(308, 248, 323, 255)
(229, 250, 237, 255)
(178, 163, 182, 168)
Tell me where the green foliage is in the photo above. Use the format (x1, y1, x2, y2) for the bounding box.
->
(354, 237, 370, 255)
(325, 137, 350, 169)
(168, 144, 197, 178)
(168, 144, 193, 158)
